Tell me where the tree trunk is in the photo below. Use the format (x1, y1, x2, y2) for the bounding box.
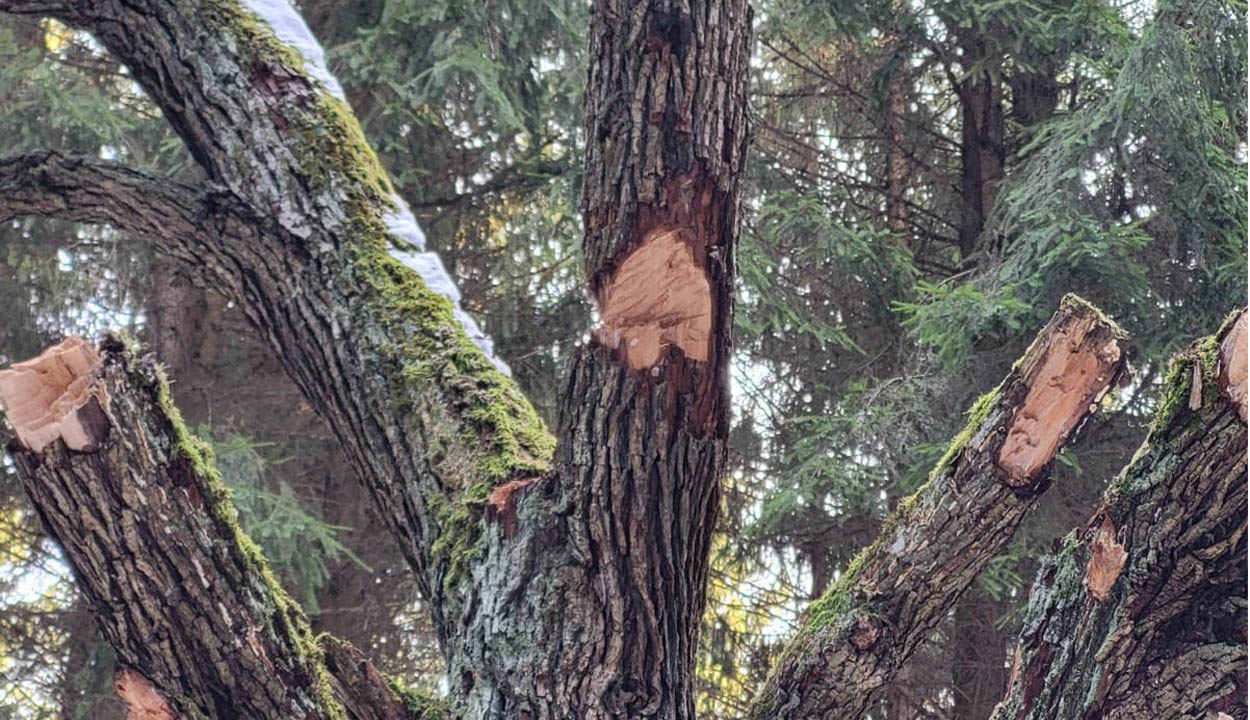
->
(954, 33, 1004, 259)
(0, 0, 1243, 718)
(445, 0, 751, 715)
(992, 312, 1248, 720)
(952, 589, 1008, 720)
(0, 0, 750, 717)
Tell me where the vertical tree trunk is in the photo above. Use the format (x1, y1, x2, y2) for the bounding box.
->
(954, 34, 1004, 259)
(448, 1, 753, 716)
(884, 5, 911, 241)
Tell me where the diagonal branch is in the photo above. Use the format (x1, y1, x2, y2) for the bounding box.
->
(749, 296, 1130, 719)
(0, 0, 556, 644)
(0, 151, 251, 285)
(0, 338, 449, 720)
(992, 310, 1247, 720)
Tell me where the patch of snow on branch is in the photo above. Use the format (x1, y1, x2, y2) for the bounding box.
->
(240, 0, 511, 376)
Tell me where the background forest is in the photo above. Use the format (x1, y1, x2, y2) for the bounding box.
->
(0, 0, 1243, 717)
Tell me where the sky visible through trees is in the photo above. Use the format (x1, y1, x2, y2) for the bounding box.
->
(0, 0, 1244, 718)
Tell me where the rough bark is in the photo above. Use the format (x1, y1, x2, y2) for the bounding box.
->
(748, 296, 1129, 719)
(443, 1, 751, 716)
(0, 339, 443, 720)
(0, 0, 751, 718)
(0, 150, 252, 286)
(1, 0, 556, 667)
(992, 311, 1248, 720)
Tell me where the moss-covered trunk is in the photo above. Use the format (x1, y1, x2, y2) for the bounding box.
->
(992, 311, 1247, 720)
(0, 0, 750, 717)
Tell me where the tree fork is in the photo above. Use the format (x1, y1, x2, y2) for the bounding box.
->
(0, 0, 753, 717)
(992, 310, 1248, 720)
(749, 295, 1130, 719)
(0, 338, 446, 720)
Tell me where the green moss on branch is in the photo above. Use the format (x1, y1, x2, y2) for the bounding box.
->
(138, 352, 348, 720)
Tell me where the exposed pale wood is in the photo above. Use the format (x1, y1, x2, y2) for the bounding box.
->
(7, 341, 438, 720)
(992, 312, 1247, 720)
(114, 670, 174, 720)
(998, 314, 1122, 485)
(0, 337, 108, 452)
(600, 228, 712, 369)
(1084, 515, 1126, 602)
(748, 297, 1129, 720)
(1220, 311, 1246, 421)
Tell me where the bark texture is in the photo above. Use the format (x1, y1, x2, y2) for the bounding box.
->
(992, 311, 1248, 720)
(0, 0, 556, 669)
(2, 340, 442, 720)
(0, 0, 751, 718)
(748, 296, 1129, 720)
(446, 1, 751, 716)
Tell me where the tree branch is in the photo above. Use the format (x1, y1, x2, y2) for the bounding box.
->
(1, 1, 753, 717)
(992, 310, 1247, 720)
(749, 296, 1130, 719)
(0, 0, 556, 648)
(0, 338, 447, 720)
(0, 151, 249, 286)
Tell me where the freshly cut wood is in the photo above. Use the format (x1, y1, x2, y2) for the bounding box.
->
(1219, 312, 1246, 420)
(0, 0, 750, 716)
(1084, 515, 1127, 602)
(992, 310, 1247, 720)
(4, 339, 438, 720)
(748, 296, 1129, 720)
(997, 311, 1122, 485)
(0, 336, 108, 452)
(600, 228, 712, 368)
(114, 669, 175, 720)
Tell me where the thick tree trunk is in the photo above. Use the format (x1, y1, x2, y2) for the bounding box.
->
(992, 312, 1248, 720)
(748, 296, 1129, 719)
(0, 1, 1243, 718)
(445, 1, 751, 716)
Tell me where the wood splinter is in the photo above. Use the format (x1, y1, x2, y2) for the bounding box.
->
(597, 228, 712, 370)
(1219, 311, 1247, 422)
(0, 337, 110, 452)
(1084, 514, 1127, 602)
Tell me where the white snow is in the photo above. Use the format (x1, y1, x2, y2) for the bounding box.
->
(240, 0, 511, 375)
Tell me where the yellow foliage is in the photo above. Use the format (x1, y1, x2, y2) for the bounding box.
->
(42, 19, 71, 55)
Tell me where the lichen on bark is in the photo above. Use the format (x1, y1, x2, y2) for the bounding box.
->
(749, 297, 1129, 720)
